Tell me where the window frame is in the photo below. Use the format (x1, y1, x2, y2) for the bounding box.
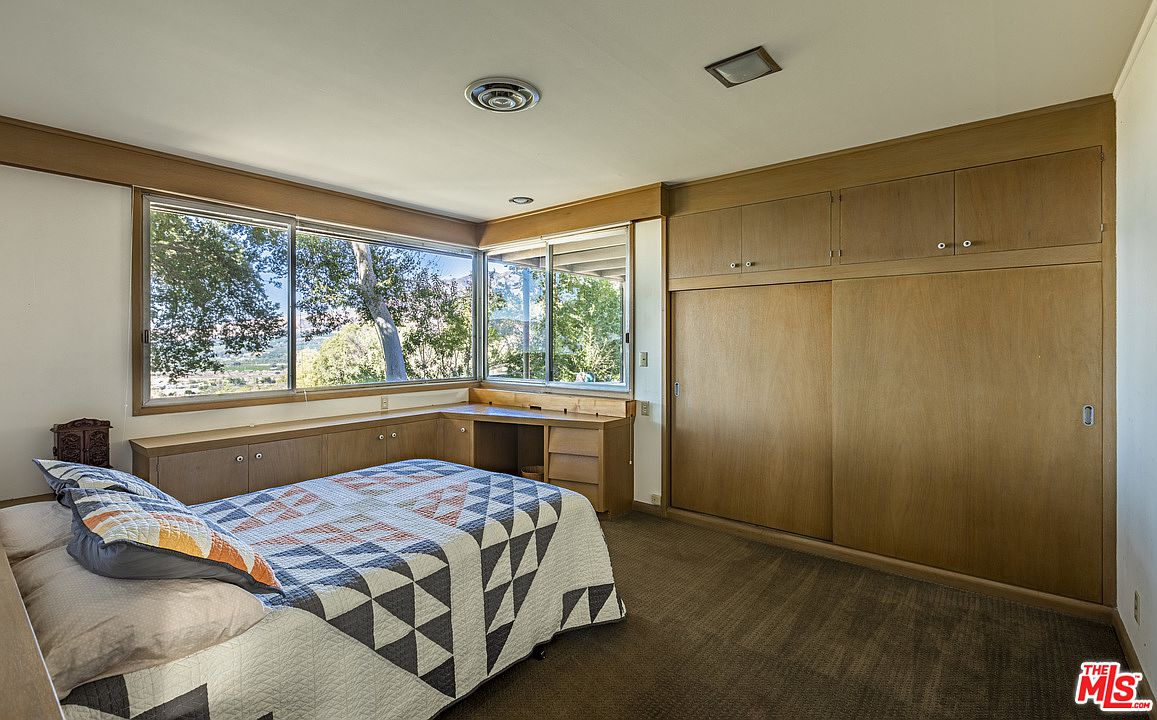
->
(482, 224, 633, 394)
(133, 191, 482, 414)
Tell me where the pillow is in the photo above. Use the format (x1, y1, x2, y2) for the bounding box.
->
(0, 501, 73, 563)
(66, 487, 281, 594)
(13, 546, 268, 698)
(33, 459, 172, 504)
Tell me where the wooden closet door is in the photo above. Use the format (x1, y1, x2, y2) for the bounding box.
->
(671, 284, 832, 539)
(838, 172, 955, 264)
(955, 147, 1102, 254)
(740, 192, 832, 272)
(667, 208, 743, 279)
(832, 264, 1102, 601)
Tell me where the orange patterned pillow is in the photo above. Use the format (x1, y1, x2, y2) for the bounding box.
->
(65, 487, 281, 594)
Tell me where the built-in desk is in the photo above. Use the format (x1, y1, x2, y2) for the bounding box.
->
(130, 399, 635, 515)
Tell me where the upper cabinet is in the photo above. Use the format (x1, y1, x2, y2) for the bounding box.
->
(838, 172, 955, 264)
(740, 192, 832, 272)
(669, 193, 831, 279)
(954, 147, 1102, 254)
(668, 207, 742, 279)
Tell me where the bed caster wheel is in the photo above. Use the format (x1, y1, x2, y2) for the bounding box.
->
(532, 644, 548, 660)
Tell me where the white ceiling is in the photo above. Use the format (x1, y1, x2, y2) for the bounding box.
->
(0, 0, 1149, 221)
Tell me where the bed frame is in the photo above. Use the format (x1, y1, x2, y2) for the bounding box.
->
(0, 548, 65, 718)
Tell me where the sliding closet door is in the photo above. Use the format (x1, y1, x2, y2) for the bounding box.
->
(832, 264, 1102, 601)
(671, 283, 832, 540)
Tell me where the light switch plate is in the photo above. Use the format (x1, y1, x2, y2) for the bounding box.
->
(380, 396, 389, 411)
(640, 351, 649, 367)
(640, 401, 651, 416)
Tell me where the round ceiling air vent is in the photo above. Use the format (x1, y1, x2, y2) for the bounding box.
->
(465, 77, 541, 113)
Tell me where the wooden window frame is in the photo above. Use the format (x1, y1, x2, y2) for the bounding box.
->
(132, 189, 483, 416)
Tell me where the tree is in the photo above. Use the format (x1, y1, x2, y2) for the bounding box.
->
(149, 215, 472, 389)
(148, 212, 287, 382)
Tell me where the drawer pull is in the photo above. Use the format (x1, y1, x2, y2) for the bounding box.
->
(391, 432, 398, 439)
(378, 434, 385, 441)
(235, 455, 245, 463)
(459, 427, 467, 433)
(254, 453, 263, 460)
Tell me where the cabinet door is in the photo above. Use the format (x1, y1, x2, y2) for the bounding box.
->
(668, 207, 742, 279)
(156, 445, 249, 504)
(325, 428, 387, 475)
(386, 419, 442, 463)
(249, 436, 327, 492)
(740, 192, 831, 272)
(441, 419, 473, 465)
(955, 147, 1101, 254)
(838, 172, 954, 264)
(671, 284, 832, 539)
(832, 265, 1102, 601)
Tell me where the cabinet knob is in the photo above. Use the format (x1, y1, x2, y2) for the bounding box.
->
(729, 262, 738, 269)
(962, 240, 973, 248)
(937, 242, 947, 250)
(459, 427, 467, 433)
(378, 434, 385, 441)
(254, 453, 263, 460)
(391, 432, 398, 438)
(744, 261, 753, 267)
(235, 455, 245, 463)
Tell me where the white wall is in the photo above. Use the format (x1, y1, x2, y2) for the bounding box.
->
(0, 165, 466, 500)
(632, 219, 664, 505)
(1116, 0, 1157, 682)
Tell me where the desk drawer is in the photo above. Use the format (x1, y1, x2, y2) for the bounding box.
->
(548, 427, 600, 457)
(552, 478, 602, 511)
(548, 453, 599, 485)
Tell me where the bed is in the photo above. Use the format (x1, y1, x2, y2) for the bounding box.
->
(11, 459, 624, 720)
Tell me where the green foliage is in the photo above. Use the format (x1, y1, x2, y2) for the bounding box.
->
(297, 323, 386, 387)
(552, 272, 623, 383)
(486, 264, 547, 380)
(148, 211, 287, 383)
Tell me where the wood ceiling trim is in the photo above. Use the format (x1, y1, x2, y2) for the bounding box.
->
(478, 182, 666, 247)
(0, 115, 479, 246)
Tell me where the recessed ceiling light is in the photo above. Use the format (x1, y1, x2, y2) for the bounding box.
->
(465, 77, 541, 113)
(509, 196, 535, 205)
(705, 46, 782, 88)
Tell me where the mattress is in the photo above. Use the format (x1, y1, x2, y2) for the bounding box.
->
(61, 459, 625, 719)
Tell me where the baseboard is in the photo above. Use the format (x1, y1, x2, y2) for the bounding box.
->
(0, 493, 54, 509)
(1113, 610, 1156, 719)
(664, 507, 1113, 623)
(632, 500, 664, 517)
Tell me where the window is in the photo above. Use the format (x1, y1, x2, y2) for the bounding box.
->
(141, 195, 476, 407)
(485, 226, 630, 390)
(145, 201, 291, 399)
(294, 229, 474, 387)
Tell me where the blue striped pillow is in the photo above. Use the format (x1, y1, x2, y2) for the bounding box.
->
(33, 459, 173, 506)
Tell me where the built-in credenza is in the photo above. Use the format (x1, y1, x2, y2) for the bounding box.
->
(131, 395, 635, 515)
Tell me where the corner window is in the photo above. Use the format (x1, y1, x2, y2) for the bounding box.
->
(485, 226, 630, 390)
(141, 195, 477, 406)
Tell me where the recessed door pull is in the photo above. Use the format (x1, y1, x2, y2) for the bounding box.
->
(1082, 405, 1095, 427)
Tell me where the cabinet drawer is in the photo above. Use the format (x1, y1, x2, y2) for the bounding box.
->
(551, 478, 603, 512)
(548, 453, 599, 485)
(548, 427, 600, 457)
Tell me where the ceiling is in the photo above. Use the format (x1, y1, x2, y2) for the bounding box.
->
(0, 0, 1149, 222)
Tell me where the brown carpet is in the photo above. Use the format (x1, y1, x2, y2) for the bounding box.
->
(441, 513, 1127, 720)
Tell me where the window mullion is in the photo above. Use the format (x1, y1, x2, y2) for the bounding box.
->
(287, 220, 298, 392)
(545, 243, 554, 384)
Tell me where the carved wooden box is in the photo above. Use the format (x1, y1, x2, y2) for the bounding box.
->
(51, 418, 112, 468)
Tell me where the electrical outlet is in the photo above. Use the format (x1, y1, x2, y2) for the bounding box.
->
(639, 351, 649, 367)
(1136, 591, 1142, 625)
(380, 396, 389, 411)
(650, 493, 661, 505)
(640, 401, 651, 416)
